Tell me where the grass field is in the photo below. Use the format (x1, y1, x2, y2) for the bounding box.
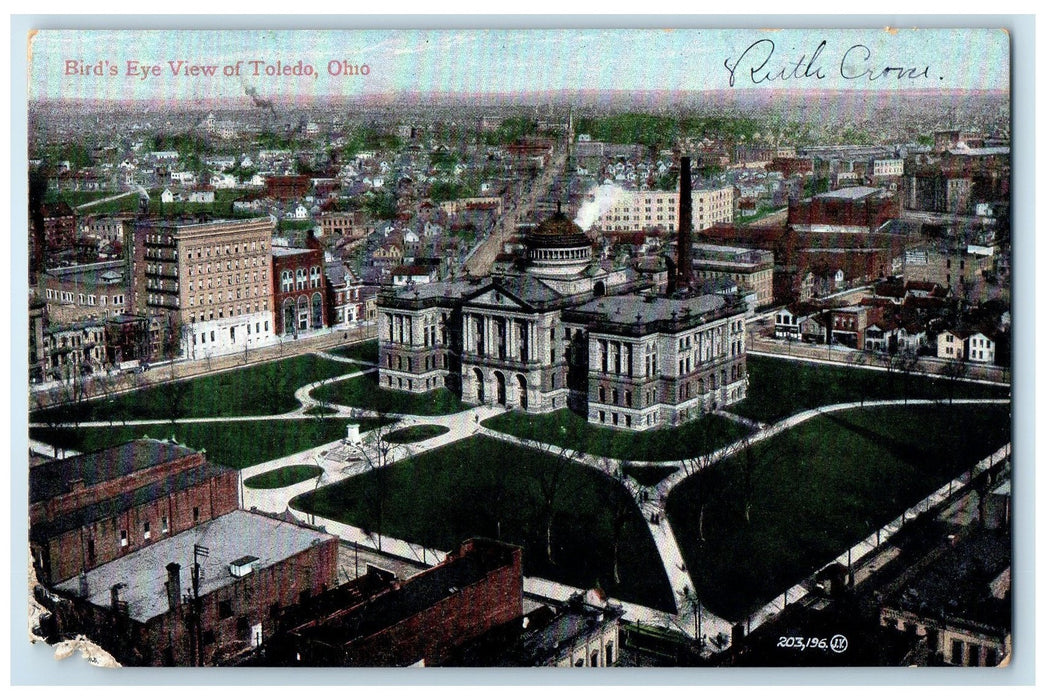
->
(244, 464, 324, 489)
(483, 408, 751, 462)
(292, 435, 676, 611)
(327, 339, 379, 364)
(311, 372, 468, 416)
(32, 354, 358, 424)
(666, 403, 1012, 621)
(384, 424, 450, 443)
(733, 355, 1010, 424)
(30, 417, 392, 470)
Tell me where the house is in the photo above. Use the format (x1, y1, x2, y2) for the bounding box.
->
(936, 329, 966, 361)
(391, 264, 438, 287)
(965, 331, 996, 364)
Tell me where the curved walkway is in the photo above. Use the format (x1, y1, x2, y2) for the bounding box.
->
(30, 372, 1012, 651)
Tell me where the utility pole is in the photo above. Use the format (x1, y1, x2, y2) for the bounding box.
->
(191, 543, 209, 666)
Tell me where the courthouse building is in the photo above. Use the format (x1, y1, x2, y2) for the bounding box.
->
(377, 191, 748, 431)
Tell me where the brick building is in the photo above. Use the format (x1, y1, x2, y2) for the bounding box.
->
(265, 175, 311, 200)
(30, 439, 240, 585)
(41, 260, 130, 324)
(276, 539, 522, 666)
(31, 438, 339, 666)
(787, 187, 899, 234)
(272, 235, 328, 337)
(319, 211, 368, 240)
(132, 217, 276, 359)
(45, 510, 338, 666)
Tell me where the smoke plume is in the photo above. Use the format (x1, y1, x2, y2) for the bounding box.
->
(574, 183, 624, 231)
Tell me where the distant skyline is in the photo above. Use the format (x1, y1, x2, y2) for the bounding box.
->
(29, 28, 1009, 104)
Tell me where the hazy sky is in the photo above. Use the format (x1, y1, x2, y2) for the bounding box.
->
(28, 28, 1010, 103)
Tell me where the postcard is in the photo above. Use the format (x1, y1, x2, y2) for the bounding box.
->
(21, 24, 1015, 674)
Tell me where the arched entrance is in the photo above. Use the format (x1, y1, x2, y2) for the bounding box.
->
(493, 371, 506, 406)
(516, 374, 528, 409)
(473, 368, 485, 403)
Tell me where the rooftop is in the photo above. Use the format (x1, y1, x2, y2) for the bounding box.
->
(30, 438, 198, 505)
(814, 186, 881, 201)
(54, 510, 335, 623)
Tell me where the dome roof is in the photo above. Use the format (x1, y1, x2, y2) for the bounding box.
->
(526, 208, 590, 249)
(534, 210, 584, 237)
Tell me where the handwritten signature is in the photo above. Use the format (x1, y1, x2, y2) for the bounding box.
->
(724, 39, 937, 87)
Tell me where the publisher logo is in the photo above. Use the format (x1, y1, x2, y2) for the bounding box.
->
(829, 634, 848, 653)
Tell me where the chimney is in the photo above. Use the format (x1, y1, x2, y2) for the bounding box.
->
(166, 562, 182, 611)
(677, 156, 693, 290)
(78, 570, 89, 598)
(110, 582, 124, 610)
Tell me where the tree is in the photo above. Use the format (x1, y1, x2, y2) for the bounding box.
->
(606, 469, 643, 586)
(942, 356, 968, 404)
(352, 391, 400, 552)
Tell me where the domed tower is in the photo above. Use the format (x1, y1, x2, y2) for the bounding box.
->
(523, 202, 593, 281)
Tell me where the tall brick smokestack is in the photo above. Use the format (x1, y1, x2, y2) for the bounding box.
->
(677, 156, 693, 290)
(166, 562, 182, 611)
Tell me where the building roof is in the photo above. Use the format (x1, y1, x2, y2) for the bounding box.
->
(292, 539, 519, 649)
(814, 186, 881, 201)
(31, 458, 232, 541)
(570, 293, 729, 329)
(30, 438, 198, 505)
(272, 246, 316, 257)
(54, 510, 335, 623)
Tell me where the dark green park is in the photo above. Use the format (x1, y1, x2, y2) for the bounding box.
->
(244, 464, 324, 490)
(666, 403, 1011, 622)
(483, 409, 750, 462)
(30, 417, 392, 470)
(32, 354, 358, 424)
(291, 435, 676, 612)
(311, 372, 468, 416)
(733, 355, 1010, 424)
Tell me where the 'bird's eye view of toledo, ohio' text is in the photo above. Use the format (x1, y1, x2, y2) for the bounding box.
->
(22, 25, 1015, 672)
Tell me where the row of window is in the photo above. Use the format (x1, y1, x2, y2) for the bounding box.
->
(185, 241, 266, 261)
(45, 290, 124, 306)
(188, 302, 268, 324)
(279, 267, 323, 292)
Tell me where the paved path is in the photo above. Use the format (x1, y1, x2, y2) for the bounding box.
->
(31, 370, 1012, 651)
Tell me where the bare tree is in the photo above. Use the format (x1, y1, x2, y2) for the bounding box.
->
(942, 356, 968, 404)
(352, 393, 401, 552)
(607, 468, 643, 586)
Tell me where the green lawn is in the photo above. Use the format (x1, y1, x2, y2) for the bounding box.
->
(733, 355, 1011, 424)
(483, 408, 751, 462)
(328, 339, 379, 364)
(32, 354, 359, 424)
(292, 435, 676, 612)
(311, 372, 468, 416)
(30, 417, 392, 470)
(666, 403, 1011, 621)
(384, 424, 450, 444)
(244, 464, 323, 489)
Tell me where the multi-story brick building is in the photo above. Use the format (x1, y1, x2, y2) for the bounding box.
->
(132, 217, 276, 359)
(319, 211, 367, 241)
(30, 439, 240, 585)
(275, 539, 522, 667)
(687, 243, 774, 310)
(595, 185, 733, 233)
(41, 260, 130, 324)
(32, 438, 339, 666)
(272, 236, 328, 337)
